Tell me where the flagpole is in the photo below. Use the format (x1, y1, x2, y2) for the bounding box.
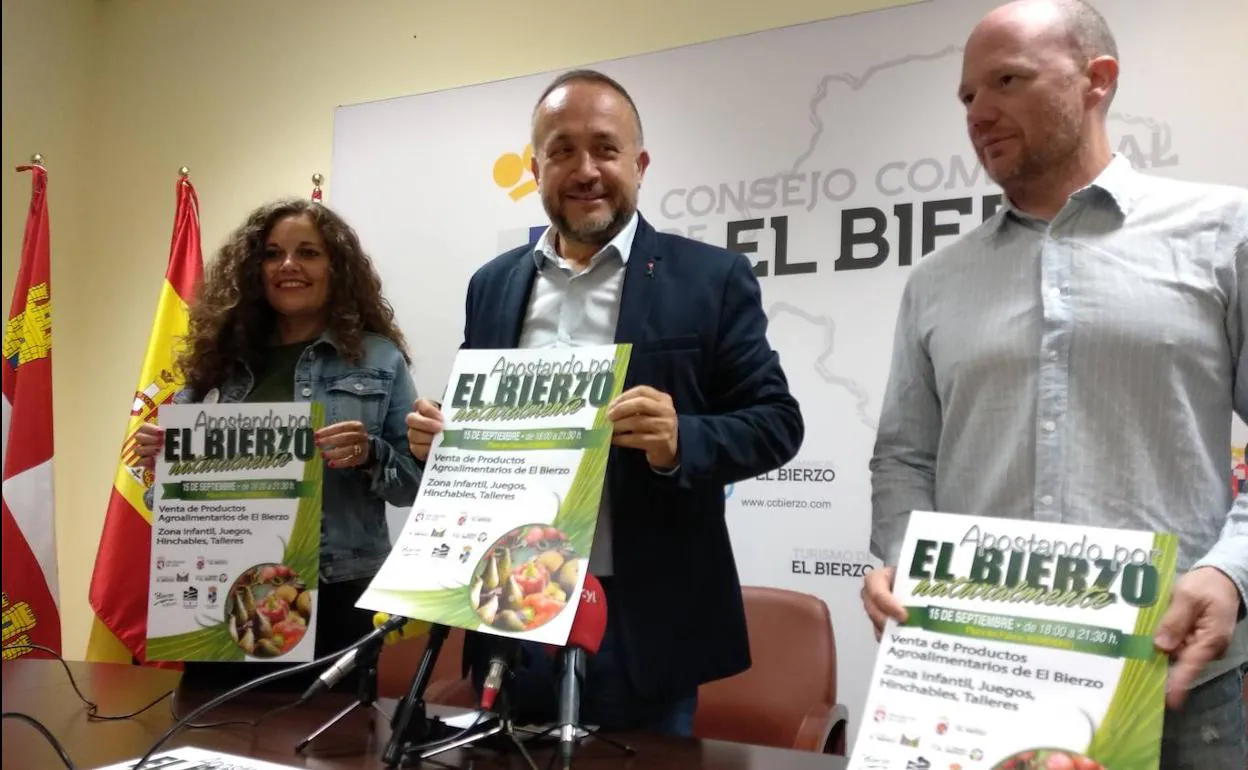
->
(18, 153, 45, 172)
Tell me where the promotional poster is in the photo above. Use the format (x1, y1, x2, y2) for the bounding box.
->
(850, 511, 1178, 770)
(358, 344, 631, 646)
(144, 402, 324, 663)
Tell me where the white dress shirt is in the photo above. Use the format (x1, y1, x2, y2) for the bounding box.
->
(520, 212, 640, 575)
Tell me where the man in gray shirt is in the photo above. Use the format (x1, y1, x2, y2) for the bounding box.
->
(862, 1, 1247, 766)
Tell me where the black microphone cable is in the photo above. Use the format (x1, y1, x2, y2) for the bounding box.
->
(1, 711, 77, 769)
(2, 644, 172, 721)
(131, 613, 407, 768)
(7, 621, 494, 769)
(1, 643, 270, 731)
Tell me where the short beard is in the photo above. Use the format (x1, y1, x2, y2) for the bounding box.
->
(550, 203, 633, 250)
(995, 92, 1085, 192)
(1010, 133, 1082, 190)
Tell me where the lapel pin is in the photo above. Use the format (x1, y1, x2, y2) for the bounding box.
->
(646, 260, 654, 278)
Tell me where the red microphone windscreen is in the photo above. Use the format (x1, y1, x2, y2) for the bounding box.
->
(565, 573, 608, 655)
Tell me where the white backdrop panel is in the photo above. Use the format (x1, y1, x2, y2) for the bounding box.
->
(330, 0, 1248, 749)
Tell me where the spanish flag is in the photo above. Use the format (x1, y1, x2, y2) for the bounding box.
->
(2, 161, 61, 660)
(87, 173, 202, 665)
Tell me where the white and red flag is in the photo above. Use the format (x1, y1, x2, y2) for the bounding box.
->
(2, 161, 61, 659)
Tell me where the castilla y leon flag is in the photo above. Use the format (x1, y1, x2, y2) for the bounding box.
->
(87, 173, 202, 666)
(2, 162, 61, 660)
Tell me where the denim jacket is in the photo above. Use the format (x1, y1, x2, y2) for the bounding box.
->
(145, 331, 421, 583)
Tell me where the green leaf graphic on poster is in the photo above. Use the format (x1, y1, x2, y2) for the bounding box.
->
(1084, 532, 1178, 769)
(281, 401, 324, 590)
(359, 585, 481, 629)
(553, 344, 631, 556)
(147, 622, 243, 661)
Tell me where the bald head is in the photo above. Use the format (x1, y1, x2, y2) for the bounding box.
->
(972, 0, 1119, 104)
(958, 0, 1120, 210)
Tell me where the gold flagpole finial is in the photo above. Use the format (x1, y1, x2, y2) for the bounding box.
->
(179, 166, 190, 178)
(312, 173, 324, 186)
(31, 153, 44, 166)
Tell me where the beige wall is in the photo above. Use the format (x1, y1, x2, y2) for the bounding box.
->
(2, 0, 917, 659)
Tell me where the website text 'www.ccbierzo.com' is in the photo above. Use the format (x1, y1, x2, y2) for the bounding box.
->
(738, 497, 832, 511)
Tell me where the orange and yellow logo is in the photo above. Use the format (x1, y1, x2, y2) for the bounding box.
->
(493, 145, 537, 201)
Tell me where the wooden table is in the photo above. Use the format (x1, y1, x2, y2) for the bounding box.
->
(3, 659, 849, 769)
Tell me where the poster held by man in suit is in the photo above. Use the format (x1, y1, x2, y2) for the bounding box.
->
(358, 343, 631, 647)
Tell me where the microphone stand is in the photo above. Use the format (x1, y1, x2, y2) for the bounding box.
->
(380, 623, 455, 768)
(294, 631, 387, 752)
(528, 648, 634, 769)
(408, 670, 540, 770)
(527, 723, 635, 769)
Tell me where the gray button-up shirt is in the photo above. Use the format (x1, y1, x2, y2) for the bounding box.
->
(870, 153, 1248, 687)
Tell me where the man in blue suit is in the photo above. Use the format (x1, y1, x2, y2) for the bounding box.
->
(405, 69, 803, 736)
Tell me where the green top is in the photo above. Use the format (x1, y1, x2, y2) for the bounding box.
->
(245, 341, 309, 403)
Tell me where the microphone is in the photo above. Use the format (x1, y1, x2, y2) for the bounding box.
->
(479, 638, 521, 712)
(557, 574, 608, 769)
(375, 611, 432, 646)
(298, 612, 428, 702)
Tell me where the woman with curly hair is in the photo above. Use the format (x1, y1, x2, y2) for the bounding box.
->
(134, 197, 420, 690)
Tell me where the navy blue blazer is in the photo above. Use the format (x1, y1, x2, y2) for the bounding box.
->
(459, 213, 804, 696)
